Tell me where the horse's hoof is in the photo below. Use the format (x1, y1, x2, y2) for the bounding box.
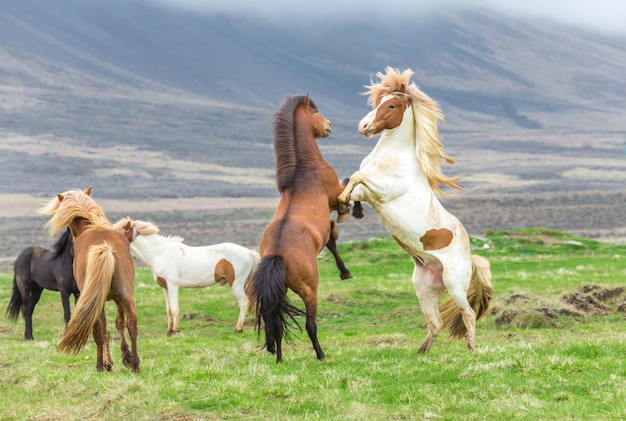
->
(340, 271, 353, 280)
(336, 212, 349, 223)
(352, 206, 364, 219)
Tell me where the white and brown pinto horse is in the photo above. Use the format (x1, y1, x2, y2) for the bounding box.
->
(114, 218, 260, 336)
(339, 67, 493, 353)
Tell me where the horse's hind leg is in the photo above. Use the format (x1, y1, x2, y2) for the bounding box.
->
(115, 301, 133, 368)
(93, 311, 112, 372)
(302, 292, 325, 360)
(326, 220, 352, 280)
(445, 274, 477, 351)
(122, 298, 140, 373)
(230, 279, 248, 333)
(412, 261, 444, 354)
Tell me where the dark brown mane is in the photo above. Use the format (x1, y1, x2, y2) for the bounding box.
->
(273, 94, 310, 192)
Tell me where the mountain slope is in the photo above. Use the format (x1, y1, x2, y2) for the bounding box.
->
(0, 0, 625, 201)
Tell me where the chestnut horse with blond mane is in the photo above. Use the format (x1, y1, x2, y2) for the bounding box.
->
(245, 95, 350, 363)
(339, 67, 493, 353)
(40, 187, 140, 372)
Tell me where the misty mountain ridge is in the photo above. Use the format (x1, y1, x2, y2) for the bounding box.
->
(1, 0, 625, 201)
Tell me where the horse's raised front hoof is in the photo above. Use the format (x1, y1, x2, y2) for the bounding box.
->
(340, 270, 353, 280)
(336, 212, 349, 223)
(352, 202, 364, 219)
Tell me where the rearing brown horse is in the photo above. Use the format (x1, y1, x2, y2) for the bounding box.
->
(39, 186, 140, 373)
(245, 95, 349, 363)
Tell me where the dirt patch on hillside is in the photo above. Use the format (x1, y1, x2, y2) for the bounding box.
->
(491, 285, 626, 328)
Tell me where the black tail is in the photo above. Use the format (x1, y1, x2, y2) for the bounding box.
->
(245, 255, 304, 357)
(6, 273, 23, 321)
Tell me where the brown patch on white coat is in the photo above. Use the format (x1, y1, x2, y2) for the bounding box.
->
(420, 228, 453, 251)
(214, 258, 235, 287)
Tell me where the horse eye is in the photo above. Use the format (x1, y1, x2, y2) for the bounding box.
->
(389, 105, 395, 109)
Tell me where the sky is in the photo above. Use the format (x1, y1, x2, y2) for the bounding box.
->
(153, 0, 626, 35)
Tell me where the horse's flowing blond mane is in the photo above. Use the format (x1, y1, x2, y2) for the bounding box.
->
(364, 67, 463, 196)
(39, 189, 112, 236)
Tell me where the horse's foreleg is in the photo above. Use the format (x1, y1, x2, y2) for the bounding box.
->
(168, 285, 181, 336)
(412, 261, 444, 354)
(23, 286, 43, 341)
(326, 220, 352, 280)
(60, 289, 72, 325)
(337, 174, 359, 206)
(156, 276, 176, 337)
(339, 170, 403, 205)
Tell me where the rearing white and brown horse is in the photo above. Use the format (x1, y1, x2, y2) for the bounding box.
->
(339, 67, 493, 353)
(245, 95, 350, 363)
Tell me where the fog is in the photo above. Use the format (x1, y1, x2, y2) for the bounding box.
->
(152, 0, 626, 34)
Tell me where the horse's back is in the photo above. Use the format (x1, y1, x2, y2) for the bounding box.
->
(74, 228, 134, 288)
(15, 246, 64, 290)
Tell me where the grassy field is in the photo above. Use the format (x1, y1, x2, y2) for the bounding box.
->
(1, 228, 625, 420)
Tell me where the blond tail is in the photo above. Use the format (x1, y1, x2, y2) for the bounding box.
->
(440, 254, 493, 338)
(57, 243, 115, 355)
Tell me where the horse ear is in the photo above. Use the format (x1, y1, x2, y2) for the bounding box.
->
(57, 193, 65, 202)
(84, 185, 93, 196)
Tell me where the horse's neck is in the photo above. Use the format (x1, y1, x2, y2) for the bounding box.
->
(69, 218, 90, 238)
(131, 234, 171, 263)
(368, 114, 433, 192)
(294, 116, 325, 168)
(371, 115, 419, 170)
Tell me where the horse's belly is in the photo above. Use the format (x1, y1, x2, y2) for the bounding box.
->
(376, 205, 462, 255)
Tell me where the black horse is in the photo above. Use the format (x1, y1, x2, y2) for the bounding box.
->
(6, 228, 80, 340)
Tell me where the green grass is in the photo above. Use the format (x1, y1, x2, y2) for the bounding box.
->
(1, 229, 625, 420)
